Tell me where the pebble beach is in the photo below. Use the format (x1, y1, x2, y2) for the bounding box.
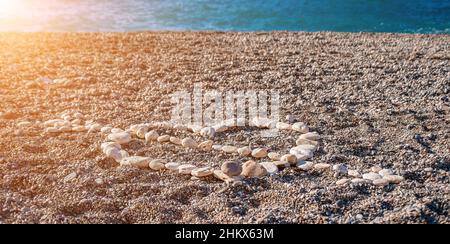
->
(0, 32, 449, 224)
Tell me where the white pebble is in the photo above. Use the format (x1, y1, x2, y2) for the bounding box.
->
(178, 164, 198, 175)
(191, 167, 214, 177)
(200, 127, 216, 138)
(260, 162, 279, 175)
(145, 131, 159, 142)
(198, 140, 213, 151)
(165, 163, 181, 171)
(299, 132, 320, 141)
(182, 137, 198, 148)
(120, 156, 150, 169)
(275, 122, 292, 130)
(108, 132, 131, 144)
(252, 148, 268, 158)
(292, 122, 309, 133)
(237, 146, 252, 156)
(222, 146, 238, 153)
(362, 172, 382, 181)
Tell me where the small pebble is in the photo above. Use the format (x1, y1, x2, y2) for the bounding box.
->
(292, 122, 309, 133)
(221, 161, 243, 177)
(157, 135, 170, 143)
(149, 159, 166, 171)
(145, 131, 159, 142)
(260, 162, 279, 175)
(222, 145, 238, 153)
(372, 178, 389, 186)
(241, 160, 267, 178)
(336, 178, 350, 186)
(362, 172, 382, 181)
(191, 167, 214, 177)
(108, 132, 131, 144)
(252, 148, 268, 158)
(299, 132, 320, 141)
(165, 163, 181, 171)
(383, 175, 404, 184)
(198, 140, 213, 151)
(237, 146, 252, 156)
(178, 164, 197, 175)
(314, 163, 331, 170)
(280, 154, 297, 164)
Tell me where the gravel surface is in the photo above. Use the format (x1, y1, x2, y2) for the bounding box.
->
(0, 32, 449, 224)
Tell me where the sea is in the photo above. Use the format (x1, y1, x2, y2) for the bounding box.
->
(0, 0, 449, 33)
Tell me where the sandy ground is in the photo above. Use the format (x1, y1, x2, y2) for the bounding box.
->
(0, 32, 449, 224)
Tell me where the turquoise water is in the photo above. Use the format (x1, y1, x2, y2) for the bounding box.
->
(0, 0, 449, 33)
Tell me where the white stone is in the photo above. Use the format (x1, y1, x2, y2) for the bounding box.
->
(336, 179, 350, 186)
(101, 142, 121, 153)
(292, 122, 309, 133)
(45, 127, 60, 133)
(297, 161, 314, 171)
(108, 132, 131, 144)
(200, 127, 216, 138)
(72, 126, 87, 132)
(299, 132, 320, 141)
(17, 121, 32, 128)
(237, 146, 252, 156)
(383, 175, 404, 184)
(213, 170, 231, 181)
(157, 135, 170, 143)
(314, 163, 331, 170)
(213, 124, 229, 133)
(174, 124, 188, 131)
(111, 128, 124, 134)
(241, 161, 267, 178)
(268, 152, 281, 161)
(275, 122, 292, 130)
(222, 146, 238, 153)
(182, 138, 198, 148)
(296, 138, 319, 147)
(371, 166, 383, 173)
(260, 162, 279, 175)
(252, 117, 274, 128)
(145, 131, 159, 142)
(280, 154, 297, 164)
(378, 169, 394, 177)
(169, 137, 182, 145)
(372, 179, 389, 186)
(191, 167, 213, 177)
(101, 126, 113, 134)
(178, 164, 198, 175)
(188, 124, 203, 134)
(105, 147, 123, 162)
(362, 172, 382, 181)
(333, 164, 348, 175)
(120, 156, 150, 168)
(348, 170, 361, 178)
(212, 145, 223, 151)
(64, 172, 77, 182)
(290, 147, 313, 158)
(135, 126, 148, 139)
(165, 163, 180, 171)
(252, 148, 268, 158)
(149, 159, 166, 171)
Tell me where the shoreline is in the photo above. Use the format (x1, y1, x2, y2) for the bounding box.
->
(0, 32, 448, 224)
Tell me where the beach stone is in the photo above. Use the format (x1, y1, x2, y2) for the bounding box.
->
(178, 164, 197, 175)
(371, 166, 383, 173)
(280, 154, 297, 164)
(362, 172, 382, 181)
(191, 167, 213, 177)
(149, 159, 166, 171)
(333, 164, 348, 175)
(165, 163, 180, 171)
(237, 146, 252, 156)
(273, 161, 291, 168)
(290, 147, 314, 158)
(120, 150, 129, 158)
(108, 132, 131, 144)
(260, 162, 279, 175)
(221, 161, 242, 176)
(299, 132, 320, 141)
(336, 178, 350, 186)
(111, 128, 124, 133)
(94, 178, 104, 185)
(252, 117, 274, 128)
(105, 147, 123, 162)
(296, 138, 319, 147)
(292, 122, 309, 133)
(212, 145, 223, 151)
(72, 119, 82, 125)
(372, 179, 390, 186)
(101, 142, 121, 153)
(297, 161, 314, 171)
(45, 127, 60, 133)
(268, 152, 281, 161)
(198, 140, 213, 151)
(383, 175, 404, 184)
(222, 145, 238, 153)
(275, 122, 292, 130)
(145, 131, 159, 142)
(157, 135, 170, 143)
(200, 127, 216, 138)
(241, 161, 267, 178)
(169, 137, 182, 145)
(101, 126, 113, 134)
(120, 156, 150, 169)
(379, 169, 394, 177)
(72, 125, 88, 132)
(213, 170, 231, 182)
(181, 137, 198, 148)
(17, 121, 32, 128)
(252, 148, 268, 158)
(213, 124, 228, 133)
(314, 163, 331, 170)
(348, 169, 361, 178)
(135, 126, 148, 139)
(174, 124, 188, 131)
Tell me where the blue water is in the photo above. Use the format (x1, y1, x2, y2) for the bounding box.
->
(0, 0, 449, 33)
